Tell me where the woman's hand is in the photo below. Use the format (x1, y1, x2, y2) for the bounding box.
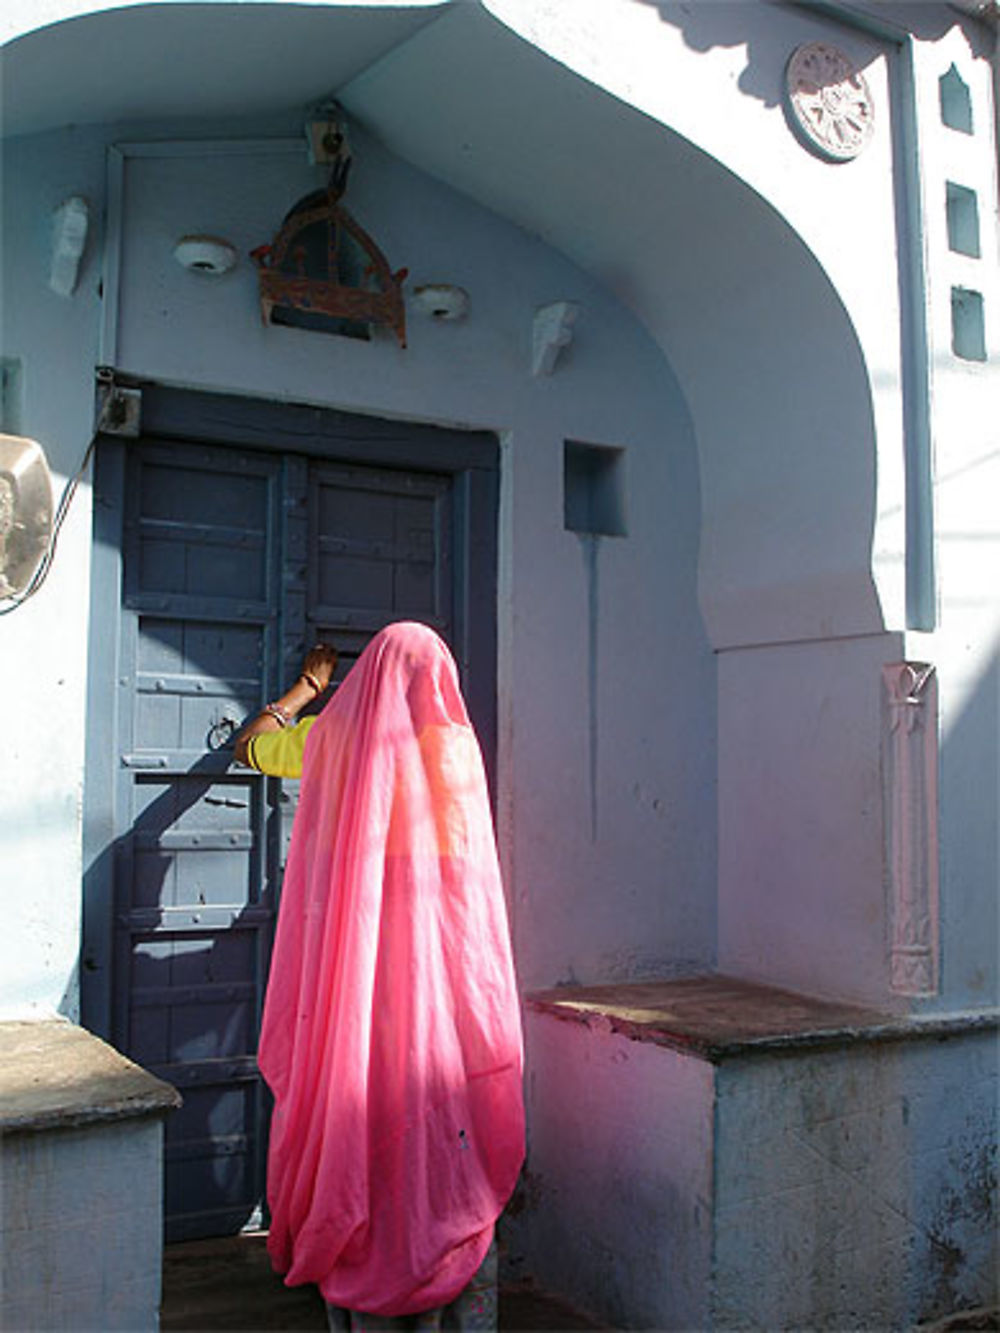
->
(233, 642, 338, 765)
(301, 643, 338, 694)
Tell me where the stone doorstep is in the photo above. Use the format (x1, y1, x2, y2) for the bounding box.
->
(0, 1018, 181, 1134)
(525, 973, 1000, 1062)
(161, 1233, 614, 1331)
(159, 1234, 994, 1331)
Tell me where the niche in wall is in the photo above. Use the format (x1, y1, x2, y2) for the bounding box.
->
(951, 287, 986, 362)
(946, 183, 981, 259)
(939, 64, 973, 135)
(564, 441, 626, 537)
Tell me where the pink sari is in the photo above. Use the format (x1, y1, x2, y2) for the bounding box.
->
(258, 622, 524, 1317)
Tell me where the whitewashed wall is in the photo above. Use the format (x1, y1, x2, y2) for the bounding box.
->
(906, 23, 999, 1013)
(481, 0, 999, 1013)
(0, 116, 715, 1016)
(712, 1030, 999, 1327)
(0, 127, 108, 1018)
(514, 1010, 716, 1331)
(2, 0, 997, 1023)
(2, 5, 996, 1328)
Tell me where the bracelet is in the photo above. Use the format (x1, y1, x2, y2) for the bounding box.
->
(301, 671, 324, 695)
(263, 702, 293, 727)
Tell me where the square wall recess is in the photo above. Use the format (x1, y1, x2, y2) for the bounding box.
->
(564, 441, 626, 537)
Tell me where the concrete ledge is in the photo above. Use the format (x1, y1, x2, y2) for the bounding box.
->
(526, 974, 999, 1063)
(0, 1019, 181, 1134)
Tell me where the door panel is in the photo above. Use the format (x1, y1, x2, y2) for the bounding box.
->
(116, 441, 280, 1240)
(308, 460, 452, 670)
(85, 407, 492, 1241)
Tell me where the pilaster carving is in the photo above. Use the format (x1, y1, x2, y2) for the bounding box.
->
(882, 663, 939, 996)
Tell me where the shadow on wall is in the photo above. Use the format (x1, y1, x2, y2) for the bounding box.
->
(75, 578, 492, 1241)
(79, 741, 286, 1240)
(636, 0, 994, 105)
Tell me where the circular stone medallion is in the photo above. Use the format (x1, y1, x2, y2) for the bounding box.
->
(785, 42, 874, 161)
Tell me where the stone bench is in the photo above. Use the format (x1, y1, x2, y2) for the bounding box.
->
(0, 1019, 181, 1332)
(513, 975, 998, 1331)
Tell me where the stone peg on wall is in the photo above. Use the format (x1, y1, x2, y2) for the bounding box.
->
(532, 301, 580, 377)
(881, 662, 939, 997)
(49, 196, 89, 297)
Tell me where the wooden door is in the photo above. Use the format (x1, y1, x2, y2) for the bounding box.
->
(83, 389, 497, 1240)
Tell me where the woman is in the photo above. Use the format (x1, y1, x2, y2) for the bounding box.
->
(237, 623, 525, 1331)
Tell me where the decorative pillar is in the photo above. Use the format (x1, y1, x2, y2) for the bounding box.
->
(882, 662, 939, 996)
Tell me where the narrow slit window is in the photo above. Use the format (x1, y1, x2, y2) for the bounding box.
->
(951, 288, 987, 363)
(946, 183, 980, 258)
(939, 65, 973, 134)
(564, 441, 626, 537)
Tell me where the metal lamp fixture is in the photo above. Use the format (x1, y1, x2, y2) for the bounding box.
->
(251, 126, 408, 348)
(0, 434, 54, 599)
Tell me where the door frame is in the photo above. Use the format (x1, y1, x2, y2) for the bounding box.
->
(81, 381, 499, 1042)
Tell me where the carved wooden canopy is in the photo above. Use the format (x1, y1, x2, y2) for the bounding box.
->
(252, 168, 407, 347)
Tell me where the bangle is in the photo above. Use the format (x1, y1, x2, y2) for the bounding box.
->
(263, 702, 293, 727)
(301, 671, 324, 695)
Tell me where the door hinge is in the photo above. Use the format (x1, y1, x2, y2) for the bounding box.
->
(95, 366, 142, 437)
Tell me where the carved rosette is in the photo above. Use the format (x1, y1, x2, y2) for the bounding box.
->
(785, 43, 875, 162)
(881, 663, 939, 997)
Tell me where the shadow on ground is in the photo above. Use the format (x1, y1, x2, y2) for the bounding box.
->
(161, 1233, 608, 1332)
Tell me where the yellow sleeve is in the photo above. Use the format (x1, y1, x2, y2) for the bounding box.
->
(244, 717, 317, 778)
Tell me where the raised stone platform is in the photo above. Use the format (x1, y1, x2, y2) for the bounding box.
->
(527, 973, 997, 1061)
(0, 1019, 180, 1332)
(514, 974, 998, 1331)
(0, 1017, 181, 1132)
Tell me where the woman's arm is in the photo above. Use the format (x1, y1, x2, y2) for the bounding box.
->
(234, 643, 338, 767)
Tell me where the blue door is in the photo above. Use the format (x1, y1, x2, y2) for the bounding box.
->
(83, 393, 496, 1241)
